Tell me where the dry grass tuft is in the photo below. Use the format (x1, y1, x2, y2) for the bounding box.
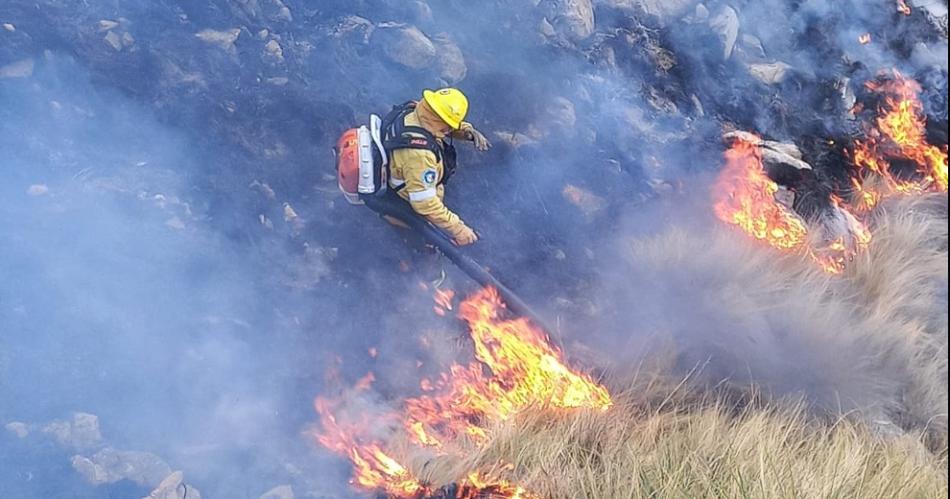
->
(410, 195, 948, 498)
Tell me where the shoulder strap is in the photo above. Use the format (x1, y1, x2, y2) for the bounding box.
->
(382, 101, 443, 163)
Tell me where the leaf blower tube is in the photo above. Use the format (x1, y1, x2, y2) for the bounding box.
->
(363, 194, 557, 336)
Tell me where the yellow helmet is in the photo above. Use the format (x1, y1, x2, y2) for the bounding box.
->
(422, 88, 469, 130)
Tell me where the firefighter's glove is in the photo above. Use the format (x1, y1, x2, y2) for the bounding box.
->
(453, 225, 479, 246)
(462, 125, 492, 152)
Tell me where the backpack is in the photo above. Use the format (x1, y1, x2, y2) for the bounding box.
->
(336, 101, 457, 205)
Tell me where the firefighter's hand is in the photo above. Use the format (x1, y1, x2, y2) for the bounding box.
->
(453, 225, 479, 246)
(466, 127, 492, 152)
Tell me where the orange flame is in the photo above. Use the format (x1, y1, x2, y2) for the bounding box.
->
(405, 287, 612, 449)
(713, 135, 809, 251)
(714, 136, 872, 274)
(851, 71, 949, 207)
(314, 287, 604, 497)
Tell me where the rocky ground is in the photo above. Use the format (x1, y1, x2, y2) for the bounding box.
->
(1, 0, 947, 497)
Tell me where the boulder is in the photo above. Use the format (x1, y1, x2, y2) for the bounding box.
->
(42, 412, 102, 450)
(540, 0, 596, 41)
(596, 0, 697, 24)
(372, 24, 437, 70)
(4, 422, 30, 438)
(432, 34, 467, 83)
(195, 28, 242, 52)
(260, 484, 294, 499)
(144, 471, 203, 499)
(747, 61, 792, 85)
(709, 5, 739, 60)
(0, 58, 34, 79)
(72, 447, 172, 487)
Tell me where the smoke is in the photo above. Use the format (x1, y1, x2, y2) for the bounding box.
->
(0, 54, 348, 497)
(0, 0, 946, 496)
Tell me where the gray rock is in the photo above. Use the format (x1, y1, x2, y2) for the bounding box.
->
(738, 34, 766, 60)
(144, 471, 203, 499)
(42, 413, 102, 450)
(4, 422, 29, 438)
(709, 5, 739, 60)
(545, 96, 578, 132)
(596, 0, 697, 23)
(432, 33, 467, 83)
(270, 0, 293, 22)
(264, 39, 284, 63)
(196, 28, 242, 52)
(723, 131, 813, 172)
(72, 447, 172, 487)
(260, 484, 294, 499)
(541, 0, 596, 41)
(747, 61, 792, 85)
(98, 20, 119, 31)
(332, 16, 374, 42)
(372, 24, 437, 70)
(0, 58, 34, 79)
(103, 31, 123, 51)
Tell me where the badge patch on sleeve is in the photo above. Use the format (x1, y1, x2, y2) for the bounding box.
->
(422, 168, 438, 185)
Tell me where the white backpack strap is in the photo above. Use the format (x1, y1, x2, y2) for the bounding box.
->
(369, 114, 387, 167)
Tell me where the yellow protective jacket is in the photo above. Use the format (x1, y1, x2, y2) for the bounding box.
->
(388, 108, 472, 238)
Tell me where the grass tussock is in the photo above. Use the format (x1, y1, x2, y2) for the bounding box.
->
(421, 388, 948, 499)
(411, 195, 948, 499)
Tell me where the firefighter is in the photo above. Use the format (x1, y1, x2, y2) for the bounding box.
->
(384, 88, 491, 246)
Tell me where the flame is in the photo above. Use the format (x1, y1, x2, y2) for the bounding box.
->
(314, 287, 606, 498)
(859, 33, 872, 45)
(405, 287, 612, 449)
(851, 71, 949, 204)
(713, 135, 809, 251)
(897, 0, 912, 15)
(714, 136, 872, 274)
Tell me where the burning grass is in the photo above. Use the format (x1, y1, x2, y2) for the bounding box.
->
(427, 387, 947, 499)
(417, 194, 948, 499)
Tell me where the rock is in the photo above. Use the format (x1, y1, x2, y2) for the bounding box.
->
(5, 422, 30, 438)
(270, 0, 293, 22)
(597, 0, 697, 23)
(544, 96, 578, 134)
(103, 31, 123, 51)
(27, 184, 49, 196)
(684, 3, 710, 23)
(372, 24, 437, 70)
(331, 16, 374, 43)
(98, 20, 119, 31)
(122, 32, 136, 48)
(2, 23, 15, 32)
(42, 413, 102, 450)
(723, 131, 813, 176)
(144, 471, 203, 499)
(562, 184, 607, 217)
(260, 484, 294, 499)
(540, 0, 596, 41)
(0, 58, 34, 79)
(404, 1, 434, 25)
(196, 28, 242, 52)
(432, 34, 467, 83)
(709, 5, 739, 60)
(72, 447, 172, 487)
(264, 39, 284, 62)
(747, 61, 792, 85)
(738, 34, 766, 61)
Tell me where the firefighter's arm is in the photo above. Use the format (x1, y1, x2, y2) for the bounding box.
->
(401, 150, 471, 239)
(451, 122, 491, 151)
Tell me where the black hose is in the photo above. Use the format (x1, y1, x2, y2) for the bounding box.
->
(364, 194, 557, 336)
